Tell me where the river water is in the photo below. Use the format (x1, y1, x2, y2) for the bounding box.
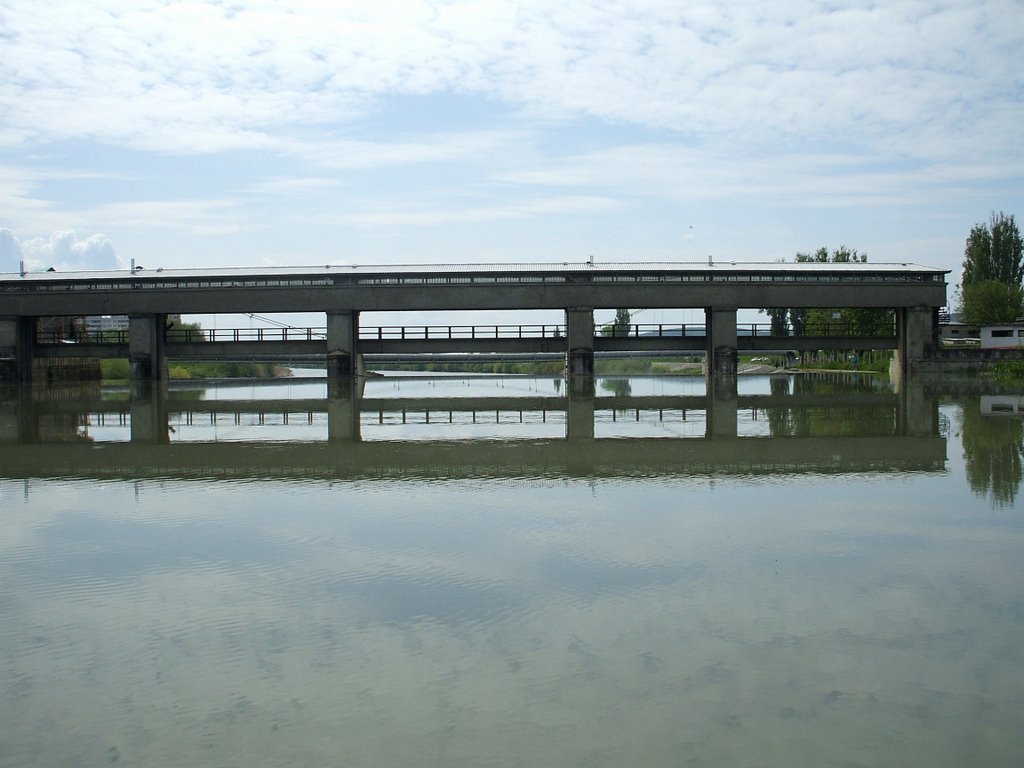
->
(0, 373, 1022, 767)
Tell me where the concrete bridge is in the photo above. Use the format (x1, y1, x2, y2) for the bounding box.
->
(0, 261, 948, 385)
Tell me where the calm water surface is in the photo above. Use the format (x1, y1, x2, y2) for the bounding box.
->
(1, 374, 1022, 767)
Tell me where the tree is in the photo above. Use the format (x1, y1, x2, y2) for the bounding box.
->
(167, 317, 206, 342)
(790, 247, 883, 337)
(962, 212, 1023, 288)
(960, 280, 1024, 326)
(601, 308, 633, 337)
(795, 245, 866, 265)
(613, 307, 631, 330)
(764, 307, 789, 335)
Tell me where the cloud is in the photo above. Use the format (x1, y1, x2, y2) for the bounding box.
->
(84, 200, 246, 236)
(4, 229, 122, 272)
(284, 131, 534, 171)
(0, 228, 25, 269)
(336, 194, 620, 227)
(0, 0, 1019, 163)
(497, 144, 1024, 208)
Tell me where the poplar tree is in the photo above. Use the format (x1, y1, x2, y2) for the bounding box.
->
(961, 212, 1024, 287)
(959, 212, 1024, 325)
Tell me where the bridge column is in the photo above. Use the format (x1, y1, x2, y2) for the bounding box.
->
(130, 380, 169, 444)
(327, 376, 362, 441)
(566, 390, 595, 440)
(894, 377, 937, 438)
(707, 390, 739, 438)
(128, 314, 167, 386)
(565, 307, 594, 397)
(892, 306, 937, 384)
(0, 382, 36, 442)
(706, 308, 738, 380)
(0, 317, 35, 383)
(327, 311, 362, 378)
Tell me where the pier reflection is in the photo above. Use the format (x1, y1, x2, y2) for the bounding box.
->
(0, 375, 950, 480)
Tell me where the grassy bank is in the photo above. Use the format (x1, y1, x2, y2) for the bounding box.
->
(988, 361, 1024, 383)
(371, 356, 708, 376)
(99, 359, 283, 382)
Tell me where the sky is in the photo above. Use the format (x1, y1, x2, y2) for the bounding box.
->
(1, 0, 1022, 323)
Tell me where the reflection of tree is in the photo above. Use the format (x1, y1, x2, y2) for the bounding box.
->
(600, 378, 632, 397)
(765, 373, 896, 438)
(959, 399, 1024, 507)
(766, 376, 800, 436)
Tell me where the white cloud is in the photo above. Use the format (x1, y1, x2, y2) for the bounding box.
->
(497, 143, 1024, 208)
(243, 177, 344, 196)
(336, 194, 620, 227)
(0, 0, 1019, 163)
(284, 131, 534, 171)
(84, 199, 246, 236)
(0, 228, 25, 270)
(6, 229, 122, 272)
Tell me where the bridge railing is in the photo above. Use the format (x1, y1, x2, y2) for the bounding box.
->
(32, 320, 896, 346)
(361, 324, 569, 340)
(35, 329, 131, 345)
(166, 327, 327, 343)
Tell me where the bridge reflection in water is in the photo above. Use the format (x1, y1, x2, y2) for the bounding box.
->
(0, 376, 946, 479)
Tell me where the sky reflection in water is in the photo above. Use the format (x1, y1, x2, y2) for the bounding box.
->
(0, 375, 1022, 767)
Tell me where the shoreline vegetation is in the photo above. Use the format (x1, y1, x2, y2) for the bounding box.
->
(99, 359, 292, 383)
(91, 353, 1024, 383)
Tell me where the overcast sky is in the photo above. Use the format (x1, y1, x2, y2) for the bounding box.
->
(1, 0, 1022, 295)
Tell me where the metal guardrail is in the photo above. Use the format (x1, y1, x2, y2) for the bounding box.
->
(32, 321, 897, 345)
(361, 324, 567, 340)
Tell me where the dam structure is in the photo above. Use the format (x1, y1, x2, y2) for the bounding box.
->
(0, 261, 948, 385)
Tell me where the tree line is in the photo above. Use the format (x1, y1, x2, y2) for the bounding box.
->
(762, 246, 893, 339)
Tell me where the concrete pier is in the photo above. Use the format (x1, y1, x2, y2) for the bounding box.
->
(128, 314, 167, 387)
(0, 317, 34, 383)
(326, 311, 362, 379)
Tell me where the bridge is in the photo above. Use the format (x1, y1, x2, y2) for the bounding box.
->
(0, 261, 948, 385)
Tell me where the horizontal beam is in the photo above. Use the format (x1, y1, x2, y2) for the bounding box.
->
(31, 333, 898, 359)
(27, 392, 899, 416)
(0, 436, 947, 480)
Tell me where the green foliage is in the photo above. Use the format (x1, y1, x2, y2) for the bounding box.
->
(762, 307, 789, 335)
(99, 358, 130, 380)
(167, 317, 207, 341)
(766, 373, 894, 437)
(960, 280, 1024, 326)
(776, 247, 887, 339)
(600, 378, 632, 396)
(988, 362, 1024, 382)
(372, 356, 704, 376)
(98, 359, 275, 381)
(601, 308, 633, 337)
(961, 211, 1024, 288)
(175, 362, 275, 379)
(795, 245, 866, 264)
(958, 396, 1024, 506)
